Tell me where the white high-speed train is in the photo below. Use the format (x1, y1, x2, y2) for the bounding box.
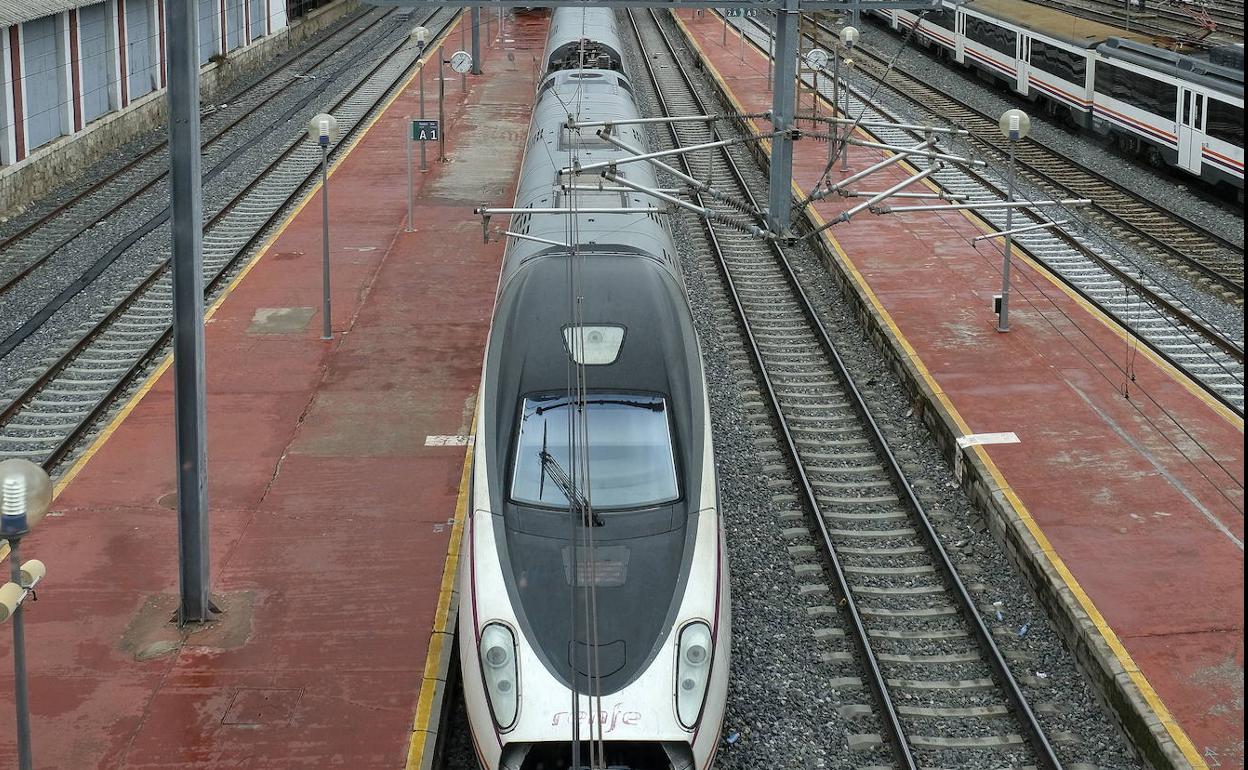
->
(459, 8, 730, 770)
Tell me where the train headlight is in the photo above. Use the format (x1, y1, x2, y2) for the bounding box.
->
(480, 623, 519, 730)
(675, 622, 713, 729)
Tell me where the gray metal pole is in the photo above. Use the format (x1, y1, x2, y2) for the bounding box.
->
(768, 0, 799, 235)
(165, 0, 211, 625)
(998, 146, 1015, 332)
(419, 65, 428, 171)
(829, 50, 839, 165)
(9, 538, 32, 770)
(723, 13, 728, 45)
(406, 119, 414, 232)
(461, 17, 468, 92)
(439, 49, 447, 162)
(767, 31, 773, 91)
(471, 7, 482, 75)
(321, 144, 332, 340)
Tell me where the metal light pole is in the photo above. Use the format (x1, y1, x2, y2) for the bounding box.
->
(438, 46, 447, 162)
(0, 459, 52, 770)
(165, 0, 211, 626)
(471, 7, 482, 75)
(308, 114, 339, 341)
(837, 26, 858, 173)
(997, 108, 1030, 333)
(408, 27, 431, 230)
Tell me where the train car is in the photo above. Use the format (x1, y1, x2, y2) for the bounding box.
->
(881, 0, 1244, 190)
(459, 8, 730, 770)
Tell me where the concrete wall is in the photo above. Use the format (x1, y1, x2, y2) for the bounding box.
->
(0, 0, 357, 220)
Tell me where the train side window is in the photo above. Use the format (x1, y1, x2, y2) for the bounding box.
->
(1206, 99, 1244, 147)
(965, 15, 1015, 56)
(1030, 39, 1086, 85)
(920, 6, 955, 30)
(1094, 62, 1177, 118)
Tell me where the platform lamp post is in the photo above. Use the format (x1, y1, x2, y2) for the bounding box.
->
(834, 25, 859, 172)
(408, 26, 432, 234)
(0, 458, 52, 770)
(308, 114, 339, 341)
(996, 108, 1030, 333)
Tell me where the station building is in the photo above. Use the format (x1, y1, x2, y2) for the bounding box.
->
(0, 0, 345, 215)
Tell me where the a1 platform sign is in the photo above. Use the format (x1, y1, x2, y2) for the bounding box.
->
(411, 119, 440, 142)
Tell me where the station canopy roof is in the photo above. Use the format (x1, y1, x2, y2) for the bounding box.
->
(1, 0, 84, 27)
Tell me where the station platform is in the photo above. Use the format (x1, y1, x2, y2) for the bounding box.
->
(675, 11, 1243, 770)
(0, 11, 547, 769)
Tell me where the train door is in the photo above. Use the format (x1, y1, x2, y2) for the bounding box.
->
(954, 9, 965, 64)
(1178, 88, 1205, 174)
(1017, 35, 1030, 95)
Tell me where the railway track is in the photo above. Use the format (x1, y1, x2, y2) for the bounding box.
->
(0, 8, 457, 468)
(734, 14, 1245, 414)
(1019, 0, 1244, 45)
(631, 8, 1070, 768)
(820, 18, 1245, 299)
(0, 4, 390, 298)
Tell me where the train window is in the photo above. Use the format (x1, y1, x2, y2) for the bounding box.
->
(964, 15, 1015, 56)
(1030, 40, 1086, 85)
(1094, 62, 1177, 118)
(924, 6, 956, 30)
(511, 394, 680, 510)
(1206, 99, 1244, 147)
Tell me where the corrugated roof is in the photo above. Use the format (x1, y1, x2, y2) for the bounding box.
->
(1, 1, 89, 28)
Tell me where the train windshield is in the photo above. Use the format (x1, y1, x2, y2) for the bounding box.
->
(511, 393, 679, 510)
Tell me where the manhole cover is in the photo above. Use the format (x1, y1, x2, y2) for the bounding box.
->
(221, 688, 303, 726)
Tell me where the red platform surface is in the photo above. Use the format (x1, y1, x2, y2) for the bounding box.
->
(677, 11, 1243, 769)
(0, 12, 547, 769)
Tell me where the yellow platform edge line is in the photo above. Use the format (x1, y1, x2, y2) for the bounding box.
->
(405, 416, 475, 769)
(675, 13, 1208, 769)
(46, 12, 463, 503)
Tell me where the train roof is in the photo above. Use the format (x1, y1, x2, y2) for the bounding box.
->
(963, 0, 1154, 48)
(1099, 37, 1244, 97)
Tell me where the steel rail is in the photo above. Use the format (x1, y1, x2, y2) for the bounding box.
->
(636, 8, 1064, 768)
(0, 5, 394, 297)
(0, 9, 454, 470)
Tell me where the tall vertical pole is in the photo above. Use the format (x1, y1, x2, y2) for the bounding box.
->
(321, 143, 331, 340)
(471, 6, 482, 75)
(438, 48, 447, 162)
(406, 119, 414, 232)
(767, 30, 773, 91)
(460, 17, 468, 92)
(768, 0, 799, 236)
(998, 146, 1015, 332)
(830, 49, 840, 166)
(165, 0, 210, 626)
(419, 64, 428, 171)
(9, 539, 32, 770)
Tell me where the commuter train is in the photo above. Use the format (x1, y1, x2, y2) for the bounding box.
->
(879, 0, 1244, 191)
(460, 8, 730, 770)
